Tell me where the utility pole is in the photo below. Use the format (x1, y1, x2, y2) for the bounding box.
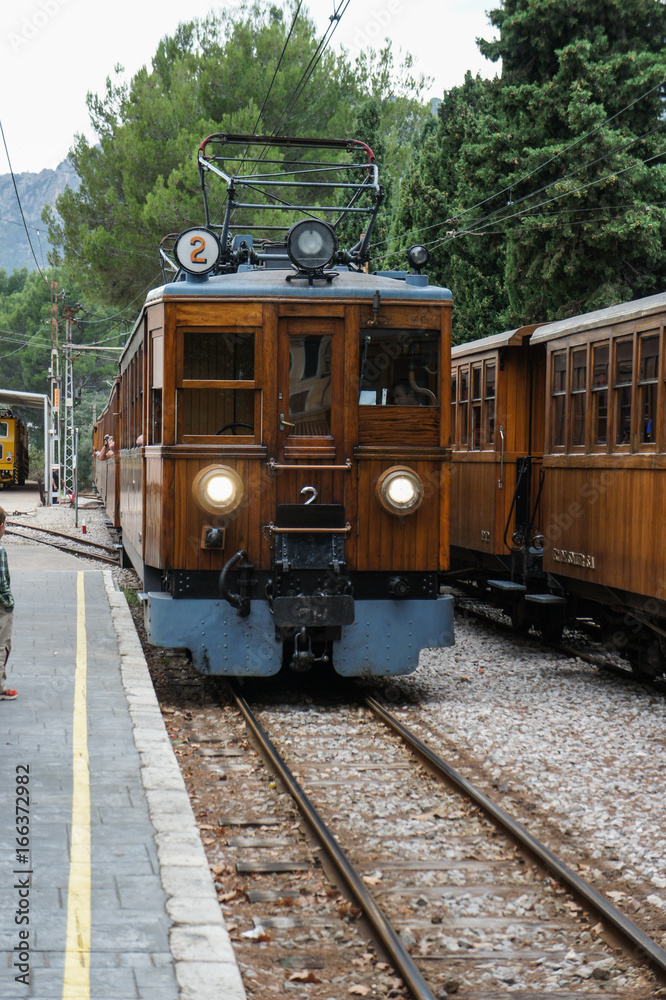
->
(62, 301, 84, 500)
(49, 282, 60, 503)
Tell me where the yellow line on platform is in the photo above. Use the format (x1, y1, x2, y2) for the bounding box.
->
(62, 572, 91, 999)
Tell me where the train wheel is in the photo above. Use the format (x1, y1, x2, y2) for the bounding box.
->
(627, 639, 662, 679)
(540, 617, 563, 644)
(510, 601, 530, 633)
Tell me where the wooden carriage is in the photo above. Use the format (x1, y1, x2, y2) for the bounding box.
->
(534, 292, 666, 670)
(450, 291, 666, 672)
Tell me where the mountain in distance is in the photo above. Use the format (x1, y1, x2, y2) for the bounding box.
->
(0, 159, 79, 275)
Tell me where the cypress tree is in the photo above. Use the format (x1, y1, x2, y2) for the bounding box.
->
(392, 0, 666, 339)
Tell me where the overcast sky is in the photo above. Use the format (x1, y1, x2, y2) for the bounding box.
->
(0, 0, 498, 176)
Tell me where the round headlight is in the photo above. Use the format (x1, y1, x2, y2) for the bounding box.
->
(407, 244, 430, 271)
(192, 465, 244, 516)
(286, 219, 337, 271)
(375, 466, 424, 516)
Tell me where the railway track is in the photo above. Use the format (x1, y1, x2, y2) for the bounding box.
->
(453, 595, 666, 688)
(162, 667, 665, 999)
(4, 519, 119, 564)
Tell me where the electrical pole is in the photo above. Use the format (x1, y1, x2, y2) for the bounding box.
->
(62, 301, 83, 501)
(49, 282, 60, 503)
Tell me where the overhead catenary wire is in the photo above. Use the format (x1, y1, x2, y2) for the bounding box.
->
(373, 133, 666, 265)
(0, 118, 48, 282)
(431, 144, 666, 250)
(371, 78, 666, 256)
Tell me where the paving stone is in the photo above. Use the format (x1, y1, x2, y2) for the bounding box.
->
(0, 562, 246, 1000)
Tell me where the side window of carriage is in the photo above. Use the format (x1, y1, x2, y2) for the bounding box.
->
(638, 331, 659, 449)
(550, 350, 567, 451)
(177, 329, 258, 440)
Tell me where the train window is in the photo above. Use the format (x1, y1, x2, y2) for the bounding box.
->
(151, 390, 162, 444)
(592, 343, 609, 446)
(182, 388, 254, 436)
(184, 330, 254, 381)
(639, 333, 659, 445)
(471, 364, 482, 449)
(359, 330, 439, 406)
(614, 339, 633, 446)
(571, 349, 587, 447)
(484, 363, 495, 449)
(0, 422, 7, 437)
(551, 352, 567, 448)
(289, 334, 331, 434)
(459, 367, 469, 446)
(0, 445, 3, 459)
(450, 372, 457, 444)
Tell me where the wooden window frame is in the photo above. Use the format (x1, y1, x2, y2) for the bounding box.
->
(175, 326, 262, 444)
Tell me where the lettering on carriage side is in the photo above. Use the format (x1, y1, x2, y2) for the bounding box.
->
(552, 548, 595, 569)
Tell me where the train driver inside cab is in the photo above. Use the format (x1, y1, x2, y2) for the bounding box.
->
(391, 379, 420, 406)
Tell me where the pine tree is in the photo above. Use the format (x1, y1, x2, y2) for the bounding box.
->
(46, 3, 430, 307)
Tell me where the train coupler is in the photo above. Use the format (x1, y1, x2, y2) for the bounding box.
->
(288, 627, 330, 672)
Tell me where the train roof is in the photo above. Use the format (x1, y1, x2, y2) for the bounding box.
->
(451, 324, 540, 359)
(531, 290, 666, 344)
(145, 268, 452, 304)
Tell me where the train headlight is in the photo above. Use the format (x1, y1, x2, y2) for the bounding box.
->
(407, 244, 430, 273)
(192, 465, 244, 516)
(375, 466, 424, 516)
(286, 219, 337, 271)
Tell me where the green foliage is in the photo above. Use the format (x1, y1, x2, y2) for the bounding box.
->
(0, 266, 126, 486)
(47, 2, 431, 307)
(391, 0, 666, 341)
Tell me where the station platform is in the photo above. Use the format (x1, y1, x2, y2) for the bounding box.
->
(0, 544, 247, 1000)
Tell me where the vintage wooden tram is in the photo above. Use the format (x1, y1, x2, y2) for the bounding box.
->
(0, 407, 29, 488)
(450, 291, 666, 676)
(95, 134, 454, 676)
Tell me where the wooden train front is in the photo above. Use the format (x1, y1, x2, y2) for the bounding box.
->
(121, 269, 454, 676)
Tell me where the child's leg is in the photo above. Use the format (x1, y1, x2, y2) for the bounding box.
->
(0, 608, 13, 689)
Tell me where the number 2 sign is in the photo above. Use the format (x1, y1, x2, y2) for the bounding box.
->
(174, 227, 222, 275)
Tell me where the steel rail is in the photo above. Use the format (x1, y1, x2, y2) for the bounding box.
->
(455, 598, 664, 685)
(229, 684, 437, 1000)
(4, 528, 119, 565)
(6, 519, 117, 554)
(365, 694, 666, 980)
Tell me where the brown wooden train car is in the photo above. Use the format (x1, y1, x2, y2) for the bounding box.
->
(449, 327, 557, 631)
(534, 291, 666, 672)
(450, 291, 666, 674)
(95, 131, 455, 676)
(93, 378, 120, 525)
(109, 269, 453, 676)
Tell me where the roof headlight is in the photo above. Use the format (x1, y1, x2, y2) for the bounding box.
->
(407, 244, 430, 272)
(286, 219, 337, 271)
(192, 465, 244, 516)
(375, 466, 424, 516)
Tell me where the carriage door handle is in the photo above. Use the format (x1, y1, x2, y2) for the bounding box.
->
(279, 413, 295, 432)
(498, 425, 504, 491)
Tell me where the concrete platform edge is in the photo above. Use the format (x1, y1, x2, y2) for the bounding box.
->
(101, 572, 247, 1000)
